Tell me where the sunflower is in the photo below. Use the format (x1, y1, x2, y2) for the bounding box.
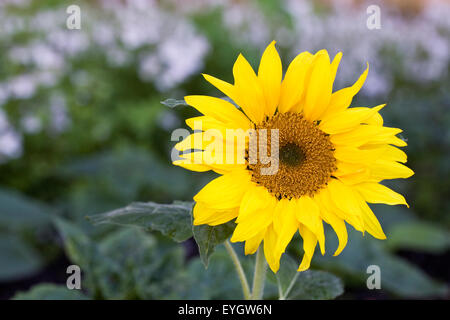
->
(173, 41, 414, 273)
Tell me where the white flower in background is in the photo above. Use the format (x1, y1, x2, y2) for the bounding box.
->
(101, 0, 209, 90)
(21, 114, 42, 134)
(284, 0, 450, 96)
(49, 95, 70, 133)
(0, 110, 22, 162)
(154, 24, 209, 91)
(8, 75, 37, 100)
(222, 1, 270, 47)
(0, 0, 210, 162)
(0, 0, 448, 164)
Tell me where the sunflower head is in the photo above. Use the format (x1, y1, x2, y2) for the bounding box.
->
(173, 41, 414, 273)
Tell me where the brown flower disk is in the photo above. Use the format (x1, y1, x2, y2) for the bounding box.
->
(247, 112, 337, 199)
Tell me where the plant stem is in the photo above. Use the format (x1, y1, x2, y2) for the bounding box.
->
(224, 240, 251, 300)
(279, 272, 299, 300)
(251, 245, 267, 300)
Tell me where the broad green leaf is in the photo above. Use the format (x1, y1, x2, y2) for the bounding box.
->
(53, 217, 96, 268)
(274, 255, 343, 300)
(12, 284, 89, 300)
(88, 201, 194, 243)
(386, 221, 450, 253)
(97, 228, 188, 299)
(0, 234, 44, 281)
(287, 271, 344, 300)
(192, 213, 236, 268)
(55, 218, 190, 299)
(0, 187, 51, 230)
(313, 226, 448, 298)
(161, 98, 188, 108)
(185, 246, 252, 299)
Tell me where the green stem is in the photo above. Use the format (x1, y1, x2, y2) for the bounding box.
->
(224, 240, 251, 300)
(279, 272, 299, 300)
(251, 245, 267, 300)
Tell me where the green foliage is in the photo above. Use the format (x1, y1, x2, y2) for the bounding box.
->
(160, 99, 189, 109)
(89, 200, 237, 268)
(272, 255, 343, 300)
(89, 201, 194, 243)
(386, 221, 450, 253)
(192, 221, 236, 268)
(0, 188, 54, 281)
(0, 187, 51, 230)
(184, 247, 253, 299)
(306, 207, 449, 298)
(54, 218, 189, 299)
(0, 234, 44, 281)
(13, 284, 89, 300)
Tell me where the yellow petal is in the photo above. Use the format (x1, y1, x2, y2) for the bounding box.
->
(232, 207, 273, 242)
(330, 125, 404, 147)
(193, 202, 238, 226)
(186, 116, 227, 132)
(193, 169, 252, 210)
(245, 229, 266, 255)
(354, 182, 409, 207)
(364, 111, 383, 126)
(295, 196, 325, 254)
(334, 145, 385, 164)
(207, 208, 240, 226)
(273, 199, 299, 258)
(353, 193, 386, 239)
(202, 73, 242, 108)
(184, 95, 251, 129)
(278, 51, 314, 113)
(303, 51, 333, 121)
(315, 191, 348, 256)
(320, 104, 385, 134)
(231, 187, 276, 241)
(298, 225, 317, 272)
(258, 41, 282, 118)
(264, 224, 280, 273)
(326, 179, 365, 232)
(174, 132, 211, 151)
(174, 150, 246, 175)
(330, 52, 343, 84)
(233, 54, 266, 124)
(360, 144, 407, 163)
(236, 185, 275, 223)
(367, 160, 414, 181)
(327, 63, 369, 114)
(336, 169, 371, 185)
(173, 155, 211, 173)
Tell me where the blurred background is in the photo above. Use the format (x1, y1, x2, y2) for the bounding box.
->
(0, 0, 449, 300)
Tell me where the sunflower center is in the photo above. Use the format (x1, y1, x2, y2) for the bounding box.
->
(246, 112, 337, 199)
(279, 143, 305, 167)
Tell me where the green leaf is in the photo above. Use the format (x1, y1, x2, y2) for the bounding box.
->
(161, 98, 188, 108)
(287, 271, 344, 300)
(97, 228, 188, 299)
(386, 221, 450, 253)
(313, 226, 449, 298)
(12, 284, 89, 300)
(185, 246, 252, 299)
(0, 187, 51, 230)
(88, 201, 194, 243)
(161, 97, 239, 109)
(275, 255, 343, 300)
(192, 217, 236, 268)
(0, 234, 44, 281)
(55, 218, 189, 299)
